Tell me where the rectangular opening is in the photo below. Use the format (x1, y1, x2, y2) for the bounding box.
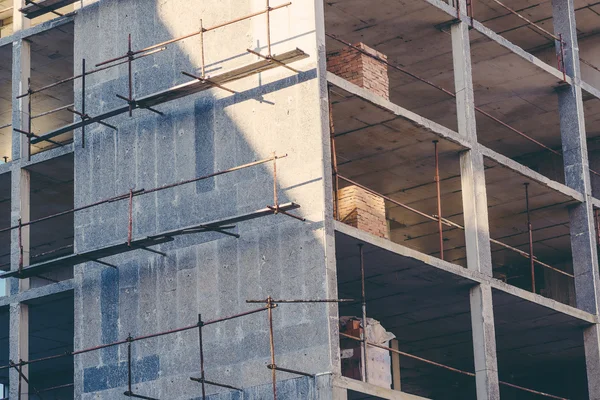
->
(28, 23, 74, 154)
(335, 231, 476, 399)
(493, 289, 588, 399)
(329, 81, 467, 266)
(0, 172, 10, 297)
(583, 88, 600, 199)
(27, 291, 74, 398)
(484, 156, 576, 305)
(324, 0, 458, 131)
(470, 34, 566, 183)
(0, 1, 12, 38)
(0, 306, 8, 398)
(28, 153, 73, 286)
(470, 0, 563, 72)
(575, 5, 600, 87)
(0, 44, 11, 162)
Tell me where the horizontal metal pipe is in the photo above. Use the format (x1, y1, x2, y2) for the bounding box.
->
(326, 33, 562, 158)
(338, 174, 573, 278)
(340, 332, 568, 399)
(96, 3, 291, 67)
(16, 48, 166, 99)
(31, 104, 74, 119)
(246, 298, 354, 303)
(488, 0, 560, 42)
(0, 155, 285, 234)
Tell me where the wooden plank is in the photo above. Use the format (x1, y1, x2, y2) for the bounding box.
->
(32, 48, 308, 144)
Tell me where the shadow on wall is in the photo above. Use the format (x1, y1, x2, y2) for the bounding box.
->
(71, 0, 326, 399)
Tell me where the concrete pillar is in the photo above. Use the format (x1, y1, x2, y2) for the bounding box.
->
(12, 0, 30, 33)
(9, 5, 31, 394)
(552, 1, 600, 397)
(11, 38, 30, 161)
(452, 13, 500, 400)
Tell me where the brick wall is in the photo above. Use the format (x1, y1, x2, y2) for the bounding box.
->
(336, 185, 389, 239)
(327, 42, 389, 100)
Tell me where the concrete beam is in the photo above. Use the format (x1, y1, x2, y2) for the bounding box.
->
(21, 143, 74, 168)
(326, 72, 471, 149)
(334, 221, 598, 325)
(0, 14, 74, 49)
(478, 145, 584, 203)
(0, 279, 74, 307)
(8, 303, 28, 399)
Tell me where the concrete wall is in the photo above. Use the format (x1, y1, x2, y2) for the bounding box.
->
(71, 0, 335, 398)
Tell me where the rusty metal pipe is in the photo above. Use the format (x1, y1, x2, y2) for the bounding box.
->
(434, 140, 444, 260)
(359, 244, 368, 382)
(525, 183, 536, 293)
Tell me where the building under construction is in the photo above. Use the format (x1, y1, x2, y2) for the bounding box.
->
(0, 0, 599, 399)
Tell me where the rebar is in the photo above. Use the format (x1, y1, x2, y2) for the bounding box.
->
(433, 140, 444, 260)
(525, 183, 535, 293)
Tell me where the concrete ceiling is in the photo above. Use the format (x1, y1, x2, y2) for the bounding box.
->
(336, 231, 589, 399)
(325, 0, 600, 188)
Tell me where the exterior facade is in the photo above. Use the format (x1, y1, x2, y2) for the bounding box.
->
(0, 0, 599, 399)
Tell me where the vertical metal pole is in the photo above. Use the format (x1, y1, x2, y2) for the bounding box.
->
(267, 296, 277, 400)
(434, 140, 444, 260)
(525, 183, 535, 293)
(596, 209, 600, 249)
(127, 335, 132, 395)
(128, 34, 133, 117)
(127, 189, 133, 246)
(27, 78, 31, 161)
(560, 36, 565, 80)
(266, 0, 272, 56)
(198, 314, 206, 400)
(273, 154, 279, 214)
(329, 91, 340, 220)
(17, 364, 22, 400)
(81, 58, 86, 148)
(200, 19, 205, 79)
(359, 244, 368, 382)
(18, 218, 23, 271)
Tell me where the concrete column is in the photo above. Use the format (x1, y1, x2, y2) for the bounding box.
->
(12, 0, 30, 33)
(8, 303, 28, 400)
(552, 1, 600, 397)
(11, 38, 30, 161)
(452, 16, 500, 400)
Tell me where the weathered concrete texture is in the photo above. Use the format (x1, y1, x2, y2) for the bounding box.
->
(71, 0, 332, 398)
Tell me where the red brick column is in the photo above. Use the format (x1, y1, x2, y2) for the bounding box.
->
(327, 42, 389, 100)
(336, 185, 389, 239)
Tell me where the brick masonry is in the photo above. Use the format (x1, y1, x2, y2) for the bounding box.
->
(336, 185, 389, 239)
(326, 42, 389, 100)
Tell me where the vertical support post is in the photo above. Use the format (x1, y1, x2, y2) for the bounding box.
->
(26, 78, 31, 161)
(329, 89, 340, 220)
(273, 154, 279, 213)
(198, 314, 206, 400)
(9, 3, 31, 399)
(200, 20, 205, 79)
(552, 1, 600, 397)
(524, 183, 536, 293)
(127, 34, 133, 117)
(452, 6, 500, 399)
(267, 296, 277, 400)
(266, 0, 272, 56)
(391, 339, 401, 391)
(433, 140, 444, 260)
(126, 335, 132, 395)
(358, 244, 368, 383)
(81, 58, 86, 148)
(127, 189, 133, 246)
